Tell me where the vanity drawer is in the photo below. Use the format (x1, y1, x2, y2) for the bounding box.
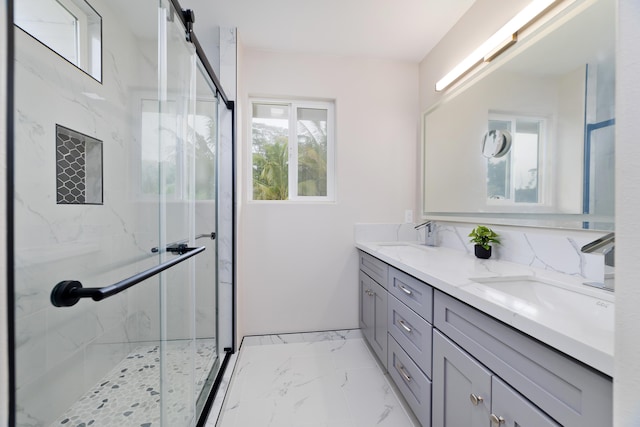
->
(359, 250, 388, 288)
(388, 294, 432, 377)
(388, 334, 432, 427)
(388, 267, 433, 322)
(434, 290, 612, 427)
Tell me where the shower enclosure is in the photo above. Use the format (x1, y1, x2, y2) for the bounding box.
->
(11, 0, 234, 425)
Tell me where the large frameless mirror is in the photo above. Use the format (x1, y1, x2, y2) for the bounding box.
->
(422, 0, 614, 230)
(15, 0, 102, 81)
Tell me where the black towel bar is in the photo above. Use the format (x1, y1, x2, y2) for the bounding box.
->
(50, 246, 206, 307)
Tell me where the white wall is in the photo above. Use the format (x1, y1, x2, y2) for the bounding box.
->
(237, 49, 418, 337)
(614, 1, 640, 425)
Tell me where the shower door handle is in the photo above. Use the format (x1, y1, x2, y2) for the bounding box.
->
(151, 232, 216, 253)
(50, 246, 206, 307)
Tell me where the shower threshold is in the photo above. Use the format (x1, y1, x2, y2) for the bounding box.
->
(51, 339, 217, 427)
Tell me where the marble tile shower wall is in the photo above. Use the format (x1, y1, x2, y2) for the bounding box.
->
(355, 222, 607, 282)
(14, 0, 165, 424)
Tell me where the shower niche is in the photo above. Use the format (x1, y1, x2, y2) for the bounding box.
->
(55, 124, 103, 205)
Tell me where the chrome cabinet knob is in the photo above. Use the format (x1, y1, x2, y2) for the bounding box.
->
(490, 414, 505, 426)
(470, 393, 484, 406)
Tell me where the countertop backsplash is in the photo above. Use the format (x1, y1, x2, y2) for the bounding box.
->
(355, 221, 610, 283)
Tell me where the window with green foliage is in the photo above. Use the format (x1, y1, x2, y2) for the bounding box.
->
(250, 99, 335, 201)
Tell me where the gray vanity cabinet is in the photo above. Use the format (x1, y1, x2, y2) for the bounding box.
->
(359, 269, 388, 369)
(432, 330, 492, 427)
(433, 330, 560, 427)
(356, 250, 612, 427)
(434, 290, 612, 427)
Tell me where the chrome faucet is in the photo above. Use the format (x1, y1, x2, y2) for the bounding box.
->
(580, 232, 614, 292)
(415, 220, 437, 246)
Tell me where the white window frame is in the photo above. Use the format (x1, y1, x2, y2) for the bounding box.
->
(56, 0, 86, 68)
(15, 0, 101, 80)
(249, 98, 336, 202)
(486, 113, 549, 207)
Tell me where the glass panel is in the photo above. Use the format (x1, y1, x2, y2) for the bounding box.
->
(13, 0, 224, 422)
(158, 0, 198, 424)
(297, 107, 328, 197)
(588, 124, 615, 216)
(252, 103, 289, 200)
(193, 61, 220, 416)
(15, 0, 102, 81)
(513, 120, 540, 203)
(14, 0, 161, 425)
(487, 120, 511, 200)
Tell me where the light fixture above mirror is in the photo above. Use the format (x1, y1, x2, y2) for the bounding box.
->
(435, 0, 563, 92)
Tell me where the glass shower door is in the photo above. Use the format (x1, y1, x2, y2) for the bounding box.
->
(193, 59, 220, 415)
(13, 0, 219, 425)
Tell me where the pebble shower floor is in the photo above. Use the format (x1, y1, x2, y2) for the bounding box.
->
(51, 339, 216, 427)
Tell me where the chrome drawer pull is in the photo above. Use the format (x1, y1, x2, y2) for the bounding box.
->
(399, 319, 412, 333)
(490, 414, 505, 426)
(470, 393, 484, 406)
(398, 365, 412, 382)
(399, 284, 413, 295)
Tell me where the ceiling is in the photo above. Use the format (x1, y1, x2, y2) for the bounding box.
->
(183, 0, 476, 62)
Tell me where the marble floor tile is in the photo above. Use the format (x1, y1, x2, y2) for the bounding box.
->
(205, 352, 239, 427)
(216, 330, 417, 427)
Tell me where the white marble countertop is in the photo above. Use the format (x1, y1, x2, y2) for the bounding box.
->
(356, 241, 614, 377)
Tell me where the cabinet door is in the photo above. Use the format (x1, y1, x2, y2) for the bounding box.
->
(359, 271, 387, 368)
(491, 377, 560, 427)
(371, 280, 388, 368)
(432, 331, 492, 427)
(359, 271, 374, 342)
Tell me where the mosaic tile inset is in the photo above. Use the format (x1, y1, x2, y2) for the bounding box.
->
(56, 124, 103, 205)
(51, 340, 217, 427)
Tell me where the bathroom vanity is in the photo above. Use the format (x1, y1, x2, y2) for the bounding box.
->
(357, 243, 613, 427)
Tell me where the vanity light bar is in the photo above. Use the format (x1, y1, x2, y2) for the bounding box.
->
(435, 0, 557, 92)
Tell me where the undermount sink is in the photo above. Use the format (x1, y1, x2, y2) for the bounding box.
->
(465, 275, 614, 334)
(375, 242, 436, 252)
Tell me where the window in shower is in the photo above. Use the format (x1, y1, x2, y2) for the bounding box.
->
(14, 0, 102, 81)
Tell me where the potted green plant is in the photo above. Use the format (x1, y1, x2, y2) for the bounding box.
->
(468, 225, 500, 259)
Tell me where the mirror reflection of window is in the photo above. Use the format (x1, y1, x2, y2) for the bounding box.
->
(15, 0, 102, 81)
(487, 116, 543, 204)
(487, 119, 511, 201)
